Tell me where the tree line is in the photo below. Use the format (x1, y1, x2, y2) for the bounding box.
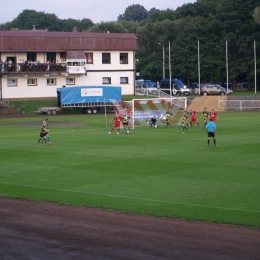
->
(1, 1, 260, 90)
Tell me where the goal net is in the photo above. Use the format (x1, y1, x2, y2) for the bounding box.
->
(110, 97, 187, 129)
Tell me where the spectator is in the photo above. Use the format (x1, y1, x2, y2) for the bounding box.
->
(8, 59, 13, 71)
(0, 59, 3, 72)
(157, 80, 160, 89)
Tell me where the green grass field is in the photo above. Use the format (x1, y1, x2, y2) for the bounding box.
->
(0, 112, 260, 227)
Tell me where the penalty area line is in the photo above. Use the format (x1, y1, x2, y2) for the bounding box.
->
(1, 181, 259, 213)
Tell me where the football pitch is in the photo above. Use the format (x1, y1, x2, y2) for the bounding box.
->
(0, 112, 260, 227)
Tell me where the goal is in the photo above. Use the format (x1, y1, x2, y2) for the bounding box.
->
(117, 97, 187, 129)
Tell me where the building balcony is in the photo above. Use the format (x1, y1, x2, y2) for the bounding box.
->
(0, 62, 67, 75)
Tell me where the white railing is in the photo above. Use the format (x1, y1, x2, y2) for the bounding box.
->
(219, 99, 260, 111)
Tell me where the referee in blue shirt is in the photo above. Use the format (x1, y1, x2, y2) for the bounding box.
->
(206, 118, 217, 147)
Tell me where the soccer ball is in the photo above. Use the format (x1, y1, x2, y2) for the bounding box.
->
(126, 131, 129, 134)
(155, 125, 158, 128)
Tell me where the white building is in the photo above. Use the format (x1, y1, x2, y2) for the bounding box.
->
(0, 29, 138, 100)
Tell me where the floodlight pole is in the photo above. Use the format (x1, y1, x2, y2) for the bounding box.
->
(169, 40, 172, 98)
(198, 40, 200, 95)
(254, 39, 257, 96)
(226, 40, 229, 93)
(158, 43, 165, 79)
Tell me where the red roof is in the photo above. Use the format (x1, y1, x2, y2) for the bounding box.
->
(0, 30, 138, 52)
(66, 51, 86, 59)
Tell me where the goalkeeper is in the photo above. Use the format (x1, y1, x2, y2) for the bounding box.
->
(165, 109, 173, 128)
(123, 114, 131, 134)
(149, 116, 158, 128)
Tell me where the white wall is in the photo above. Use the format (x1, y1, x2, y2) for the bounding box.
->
(2, 72, 134, 98)
(1, 50, 135, 99)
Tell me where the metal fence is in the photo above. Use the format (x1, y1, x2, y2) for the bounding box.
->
(219, 96, 260, 111)
(0, 62, 66, 74)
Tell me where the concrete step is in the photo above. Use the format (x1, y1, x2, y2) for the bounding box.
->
(0, 101, 22, 115)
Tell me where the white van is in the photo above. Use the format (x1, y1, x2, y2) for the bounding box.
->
(160, 78, 190, 96)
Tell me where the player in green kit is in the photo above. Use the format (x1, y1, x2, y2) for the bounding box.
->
(122, 114, 131, 134)
(201, 107, 209, 129)
(182, 110, 189, 133)
(44, 119, 52, 144)
(165, 109, 173, 128)
(38, 123, 48, 145)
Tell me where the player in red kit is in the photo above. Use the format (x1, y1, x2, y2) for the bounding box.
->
(109, 114, 123, 134)
(209, 109, 218, 122)
(190, 108, 200, 127)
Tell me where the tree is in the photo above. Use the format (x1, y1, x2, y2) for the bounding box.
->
(215, 0, 260, 89)
(78, 18, 94, 32)
(135, 20, 181, 81)
(175, 3, 196, 18)
(117, 20, 139, 34)
(8, 10, 94, 32)
(253, 6, 260, 25)
(147, 8, 162, 22)
(172, 16, 224, 86)
(118, 4, 148, 22)
(94, 21, 127, 33)
(87, 25, 102, 32)
(11, 10, 62, 31)
(0, 21, 13, 30)
(157, 8, 177, 21)
(61, 18, 80, 32)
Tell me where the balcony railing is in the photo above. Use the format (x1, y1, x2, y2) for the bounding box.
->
(0, 62, 67, 74)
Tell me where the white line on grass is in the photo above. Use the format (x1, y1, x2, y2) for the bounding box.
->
(1, 181, 260, 213)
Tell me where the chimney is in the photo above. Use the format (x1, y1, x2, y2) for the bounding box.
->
(73, 27, 78, 32)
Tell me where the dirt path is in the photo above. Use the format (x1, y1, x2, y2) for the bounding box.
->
(1, 198, 260, 260)
(187, 96, 227, 112)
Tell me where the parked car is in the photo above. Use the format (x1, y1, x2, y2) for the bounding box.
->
(195, 84, 228, 96)
(223, 87, 233, 94)
(135, 79, 158, 95)
(160, 78, 190, 96)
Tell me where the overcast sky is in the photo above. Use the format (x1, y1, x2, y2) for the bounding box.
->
(1, 0, 196, 25)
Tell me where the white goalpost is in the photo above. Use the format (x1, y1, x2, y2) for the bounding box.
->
(110, 97, 187, 129)
(119, 97, 187, 129)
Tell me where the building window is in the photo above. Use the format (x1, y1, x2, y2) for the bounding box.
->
(102, 77, 111, 84)
(67, 62, 79, 66)
(66, 78, 75, 85)
(27, 78, 37, 86)
(120, 77, 128, 84)
(120, 53, 128, 64)
(60, 52, 66, 62)
(85, 53, 93, 64)
(7, 78, 17, 86)
(47, 52, 56, 63)
(67, 60, 86, 66)
(47, 78, 56, 85)
(27, 52, 37, 62)
(102, 53, 111, 64)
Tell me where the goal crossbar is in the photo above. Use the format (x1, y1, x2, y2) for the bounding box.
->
(130, 97, 187, 129)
